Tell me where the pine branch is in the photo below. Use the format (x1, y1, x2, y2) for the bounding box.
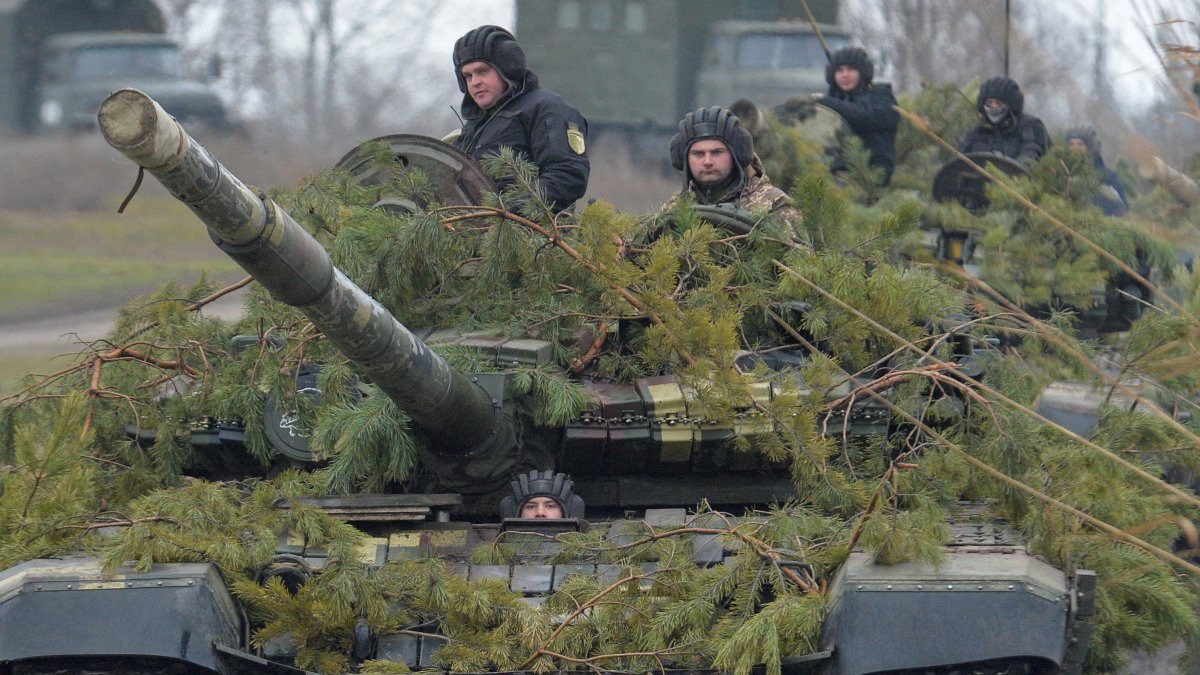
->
(958, 269, 1200, 487)
(437, 204, 698, 366)
(778, 259, 1200, 511)
(896, 104, 1190, 318)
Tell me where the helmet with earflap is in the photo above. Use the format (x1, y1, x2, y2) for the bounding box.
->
(499, 470, 586, 519)
(976, 76, 1025, 117)
(668, 106, 754, 174)
(453, 25, 527, 93)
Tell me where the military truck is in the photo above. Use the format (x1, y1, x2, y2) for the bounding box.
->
(0, 0, 231, 134)
(514, 0, 850, 142)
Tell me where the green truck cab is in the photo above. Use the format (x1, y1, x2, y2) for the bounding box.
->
(515, 0, 845, 131)
(0, 0, 230, 134)
(696, 20, 850, 113)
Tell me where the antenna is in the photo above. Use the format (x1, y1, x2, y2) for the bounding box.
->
(800, 0, 831, 61)
(1004, 0, 1011, 77)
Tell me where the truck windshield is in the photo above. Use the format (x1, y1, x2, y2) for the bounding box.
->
(68, 45, 182, 80)
(722, 33, 851, 70)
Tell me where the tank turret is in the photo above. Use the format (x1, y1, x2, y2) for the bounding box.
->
(99, 88, 893, 509)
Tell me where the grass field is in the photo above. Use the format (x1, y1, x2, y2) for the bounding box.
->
(0, 353, 80, 396)
(0, 131, 675, 397)
(0, 196, 243, 396)
(0, 196, 242, 317)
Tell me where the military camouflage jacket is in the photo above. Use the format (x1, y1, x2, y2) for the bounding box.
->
(661, 159, 804, 245)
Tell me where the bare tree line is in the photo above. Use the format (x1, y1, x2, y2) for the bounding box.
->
(846, 0, 1198, 165)
(151, 0, 1195, 168)
(156, 0, 473, 150)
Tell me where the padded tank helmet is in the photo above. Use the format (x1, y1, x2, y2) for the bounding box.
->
(499, 470, 586, 519)
(976, 76, 1025, 117)
(452, 25, 527, 93)
(825, 47, 874, 88)
(1064, 126, 1100, 157)
(668, 106, 754, 174)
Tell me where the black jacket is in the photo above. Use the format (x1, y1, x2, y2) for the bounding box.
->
(959, 113, 1050, 163)
(819, 83, 899, 184)
(454, 71, 590, 211)
(1093, 156, 1129, 217)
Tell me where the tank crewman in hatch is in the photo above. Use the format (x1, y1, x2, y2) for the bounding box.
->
(451, 25, 590, 212)
(662, 106, 803, 242)
(958, 76, 1050, 164)
(499, 470, 586, 519)
(1064, 126, 1128, 216)
(813, 47, 900, 185)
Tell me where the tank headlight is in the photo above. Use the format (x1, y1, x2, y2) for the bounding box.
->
(39, 100, 64, 127)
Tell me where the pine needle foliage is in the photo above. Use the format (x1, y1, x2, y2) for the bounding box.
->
(974, 148, 1178, 311)
(5, 81, 1200, 674)
(0, 394, 99, 568)
(892, 81, 981, 190)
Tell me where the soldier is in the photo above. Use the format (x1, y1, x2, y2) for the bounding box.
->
(1063, 126, 1128, 216)
(499, 470, 585, 519)
(663, 106, 802, 241)
(958, 76, 1050, 164)
(814, 47, 900, 185)
(451, 25, 590, 212)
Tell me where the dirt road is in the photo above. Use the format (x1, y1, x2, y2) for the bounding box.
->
(0, 291, 245, 358)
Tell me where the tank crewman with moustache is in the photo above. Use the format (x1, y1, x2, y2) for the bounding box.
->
(451, 25, 590, 212)
(660, 106, 803, 243)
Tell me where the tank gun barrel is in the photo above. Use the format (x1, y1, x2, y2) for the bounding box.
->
(97, 88, 499, 455)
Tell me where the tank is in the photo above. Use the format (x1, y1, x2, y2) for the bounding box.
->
(0, 90, 1104, 674)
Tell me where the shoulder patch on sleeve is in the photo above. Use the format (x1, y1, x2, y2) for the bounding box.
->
(567, 122, 586, 155)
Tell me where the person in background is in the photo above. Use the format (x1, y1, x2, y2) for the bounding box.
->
(1064, 126, 1128, 216)
(959, 76, 1050, 164)
(814, 47, 899, 185)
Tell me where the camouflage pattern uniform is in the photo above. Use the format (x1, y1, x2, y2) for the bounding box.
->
(661, 156, 804, 245)
(737, 160, 800, 221)
(659, 106, 805, 245)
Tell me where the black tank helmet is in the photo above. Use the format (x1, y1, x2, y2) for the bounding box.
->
(825, 47, 874, 88)
(668, 106, 754, 174)
(1063, 126, 1100, 157)
(976, 76, 1025, 117)
(452, 25, 527, 93)
(499, 470, 586, 519)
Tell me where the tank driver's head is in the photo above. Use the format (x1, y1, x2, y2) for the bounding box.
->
(500, 470, 586, 519)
